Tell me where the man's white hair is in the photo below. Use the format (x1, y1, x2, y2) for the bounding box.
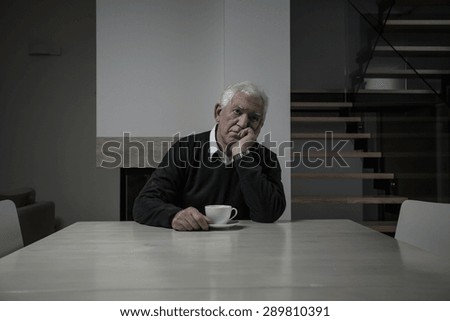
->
(219, 81, 268, 116)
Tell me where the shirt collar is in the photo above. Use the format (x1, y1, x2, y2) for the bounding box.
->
(209, 124, 233, 165)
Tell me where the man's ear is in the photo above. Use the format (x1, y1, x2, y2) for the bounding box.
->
(214, 103, 222, 122)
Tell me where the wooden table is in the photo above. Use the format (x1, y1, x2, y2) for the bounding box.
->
(0, 220, 449, 300)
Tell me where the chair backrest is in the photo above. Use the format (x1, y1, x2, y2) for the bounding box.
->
(0, 200, 24, 258)
(120, 168, 155, 221)
(395, 200, 450, 258)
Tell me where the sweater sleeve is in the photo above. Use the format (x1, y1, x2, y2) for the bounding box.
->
(234, 147, 286, 223)
(133, 142, 185, 228)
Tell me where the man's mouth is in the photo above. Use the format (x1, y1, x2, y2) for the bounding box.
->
(228, 131, 240, 140)
(228, 126, 241, 136)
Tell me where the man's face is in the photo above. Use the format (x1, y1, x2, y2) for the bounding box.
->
(214, 91, 265, 153)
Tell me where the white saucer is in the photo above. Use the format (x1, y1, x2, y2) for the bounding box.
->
(209, 220, 239, 229)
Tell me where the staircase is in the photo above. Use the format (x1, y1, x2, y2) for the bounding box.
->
(290, 92, 407, 234)
(291, 0, 450, 235)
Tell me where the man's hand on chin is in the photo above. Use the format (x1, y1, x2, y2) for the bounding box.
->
(231, 128, 257, 157)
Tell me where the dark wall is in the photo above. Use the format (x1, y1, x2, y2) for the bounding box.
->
(291, 0, 350, 90)
(0, 0, 119, 228)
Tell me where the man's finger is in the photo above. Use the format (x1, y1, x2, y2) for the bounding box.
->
(173, 207, 211, 231)
(194, 213, 210, 230)
(184, 213, 202, 230)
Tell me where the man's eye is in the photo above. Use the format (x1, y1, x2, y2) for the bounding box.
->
(250, 116, 260, 123)
(233, 109, 241, 115)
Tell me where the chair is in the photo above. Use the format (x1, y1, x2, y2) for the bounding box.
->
(395, 200, 450, 258)
(120, 168, 155, 221)
(0, 187, 55, 246)
(0, 200, 24, 258)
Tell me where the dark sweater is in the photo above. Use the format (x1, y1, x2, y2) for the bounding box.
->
(133, 130, 286, 228)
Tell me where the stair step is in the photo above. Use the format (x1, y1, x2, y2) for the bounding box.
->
(292, 133, 370, 139)
(374, 45, 450, 56)
(292, 151, 382, 158)
(291, 89, 437, 95)
(292, 173, 394, 179)
(352, 91, 440, 107)
(384, 19, 450, 29)
(348, 90, 439, 107)
(363, 116, 448, 122)
(291, 102, 353, 110)
(364, 68, 450, 78)
(384, 152, 450, 157)
(291, 116, 361, 123)
(353, 100, 441, 108)
(373, 132, 449, 139)
(395, 172, 450, 179)
(358, 89, 436, 94)
(292, 195, 407, 204)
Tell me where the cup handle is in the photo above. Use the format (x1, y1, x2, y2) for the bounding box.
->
(229, 208, 238, 221)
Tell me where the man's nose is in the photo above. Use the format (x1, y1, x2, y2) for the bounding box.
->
(237, 114, 249, 128)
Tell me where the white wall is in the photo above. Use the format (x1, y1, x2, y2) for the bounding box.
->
(0, 0, 119, 228)
(96, 0, 224, 137)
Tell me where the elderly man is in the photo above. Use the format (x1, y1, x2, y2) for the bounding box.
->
(134, 81, 286, 230)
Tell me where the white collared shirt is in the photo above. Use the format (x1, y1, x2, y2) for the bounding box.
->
(208, 124, 233, 165)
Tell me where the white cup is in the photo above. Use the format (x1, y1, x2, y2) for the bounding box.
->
(205, 205, 238, 224)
